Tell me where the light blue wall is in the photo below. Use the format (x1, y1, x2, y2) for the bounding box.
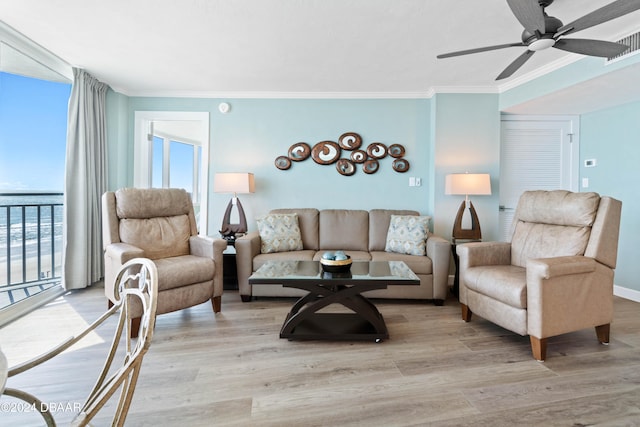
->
(104, 82, 636, 296)
(209, 99, 432, 234)
(581, 100, 640, 292)
(107, 97, 436, 236)
(432, 93, 501, 241)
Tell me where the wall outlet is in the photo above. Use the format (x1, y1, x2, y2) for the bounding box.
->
(582, 177, 589, 188)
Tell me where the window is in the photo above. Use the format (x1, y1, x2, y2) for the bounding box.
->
(150, 125, 204, 220)
(133, 112, 210, 233)
(0, 23, 73, 322)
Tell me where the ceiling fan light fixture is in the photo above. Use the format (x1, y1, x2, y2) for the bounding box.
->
(528, 38, 556, 51)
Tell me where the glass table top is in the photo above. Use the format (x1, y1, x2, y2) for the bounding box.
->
(249, 260, 419, 285)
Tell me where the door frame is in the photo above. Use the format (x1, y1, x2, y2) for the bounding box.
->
(501, 114, 580, 191)
(133, 111, 210, 235)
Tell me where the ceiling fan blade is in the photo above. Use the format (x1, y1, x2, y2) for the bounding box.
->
(507, 0, 546, 33)
(437, 42, 525, 58)
(496, 50, 536, 80)
(554, 38, 630, 57)
(556, 0, 640, 37)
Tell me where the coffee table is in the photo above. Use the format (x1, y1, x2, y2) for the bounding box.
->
(248, 260, 419, 342)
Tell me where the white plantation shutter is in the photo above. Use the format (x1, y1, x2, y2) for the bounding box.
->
(499, 116, 579, 241)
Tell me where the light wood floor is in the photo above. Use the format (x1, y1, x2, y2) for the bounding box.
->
(1, 286, 640, 426)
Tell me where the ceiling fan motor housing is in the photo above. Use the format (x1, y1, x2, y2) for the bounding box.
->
(521, 14, 563, 46)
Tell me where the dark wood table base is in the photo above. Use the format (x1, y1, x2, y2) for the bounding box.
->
(280, 283, 389, 342)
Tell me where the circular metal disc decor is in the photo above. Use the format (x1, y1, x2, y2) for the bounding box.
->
(388, 144, 405, 158)
(392, 158, 410, 173)
(362, 159, 379, 174)
(275, 156, 292, 170)
(366, 142, 387, 159)
(311, 141, 341, 165)
(288, 142, 311, 161)
(338, 132, 362, 150)
(336, 159, 356, 176)
(350, 149, 367, 163)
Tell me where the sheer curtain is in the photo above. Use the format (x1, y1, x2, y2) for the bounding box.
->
(62, 68, 109, 290)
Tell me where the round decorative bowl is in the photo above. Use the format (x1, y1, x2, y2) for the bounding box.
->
(320, 256, 352, 273)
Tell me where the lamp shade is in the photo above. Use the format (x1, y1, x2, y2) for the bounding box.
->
(214, 173, 255, 194)
(445, 173, 491, 196)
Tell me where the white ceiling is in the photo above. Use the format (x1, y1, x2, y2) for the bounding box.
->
(1, 0, 640, 113)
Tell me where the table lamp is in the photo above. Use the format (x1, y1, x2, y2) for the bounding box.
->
(214, 172, 255, 240)
(445, 173, 491, 240)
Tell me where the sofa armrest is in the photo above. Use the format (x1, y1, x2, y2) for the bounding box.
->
(235, 231, 262, 298)
(526, 256, 613, 340)
(426, 233, 451, 301)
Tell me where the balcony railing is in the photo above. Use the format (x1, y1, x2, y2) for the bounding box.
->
(0, 192, 63, 310)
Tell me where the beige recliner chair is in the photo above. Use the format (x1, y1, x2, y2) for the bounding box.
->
(102, 188, 227, 336)
(457, 190, 622, 361)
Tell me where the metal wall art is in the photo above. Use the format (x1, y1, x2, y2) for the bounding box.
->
(274, 131, 410, 176)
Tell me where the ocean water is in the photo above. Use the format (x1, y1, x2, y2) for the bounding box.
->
(0, 193, 62, 240)
(0, 194, 63, 276)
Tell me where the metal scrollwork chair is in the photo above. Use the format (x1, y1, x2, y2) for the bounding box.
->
(2, 258, 159, 426)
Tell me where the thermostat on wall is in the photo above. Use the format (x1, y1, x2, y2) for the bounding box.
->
(584, 159, 597, 167)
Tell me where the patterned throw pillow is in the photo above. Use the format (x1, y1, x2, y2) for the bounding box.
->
(385, 215, 431, 256)
(256, 213, 304, 254)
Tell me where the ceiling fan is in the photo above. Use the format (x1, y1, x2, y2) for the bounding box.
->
(437, 0, 640, 80)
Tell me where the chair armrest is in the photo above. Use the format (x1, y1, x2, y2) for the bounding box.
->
(105, 243, 144, 264)
(527, 256, 596, 280)
(235, 231, 262, 297)
(456, 241, 511, 268)
(190, 236, 227, 298)
(426, 233, 451, 300)
(190, 236, 227, 260)
(526, 256, 613, 339)
(104, 243, 145, 302)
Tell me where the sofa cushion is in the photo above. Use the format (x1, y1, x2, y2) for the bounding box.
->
(369, 209, 419, 251)
(257, 213, 304, 253)
(253, 250, 316, 271)
(385, 215, 430, 256)
(319, 209, 369, 251)
(119, 215, 191, 260)
(312, 250, 371, 262)
(270, 208, 319, 250)
(370, 251, 432, 275)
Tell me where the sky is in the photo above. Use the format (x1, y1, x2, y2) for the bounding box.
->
(0, 72, 71, 192)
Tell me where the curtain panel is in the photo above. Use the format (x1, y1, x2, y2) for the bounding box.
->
(62, 68, 109, 290)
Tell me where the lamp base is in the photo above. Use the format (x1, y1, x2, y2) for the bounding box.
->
(452, 200, 482, 240)
(220, 197, 248, 240)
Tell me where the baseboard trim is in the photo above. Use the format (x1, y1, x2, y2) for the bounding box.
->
(614, 285, 640, 303)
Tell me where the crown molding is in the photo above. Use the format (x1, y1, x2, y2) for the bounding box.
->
(118, 90, 440, 99)
(118, 86, 500, 99)
(0, 20, 73, 82)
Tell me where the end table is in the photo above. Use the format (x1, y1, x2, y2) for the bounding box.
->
(451, 238, 480, 299)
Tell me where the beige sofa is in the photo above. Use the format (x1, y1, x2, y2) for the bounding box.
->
(235, 208, 451, 304)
